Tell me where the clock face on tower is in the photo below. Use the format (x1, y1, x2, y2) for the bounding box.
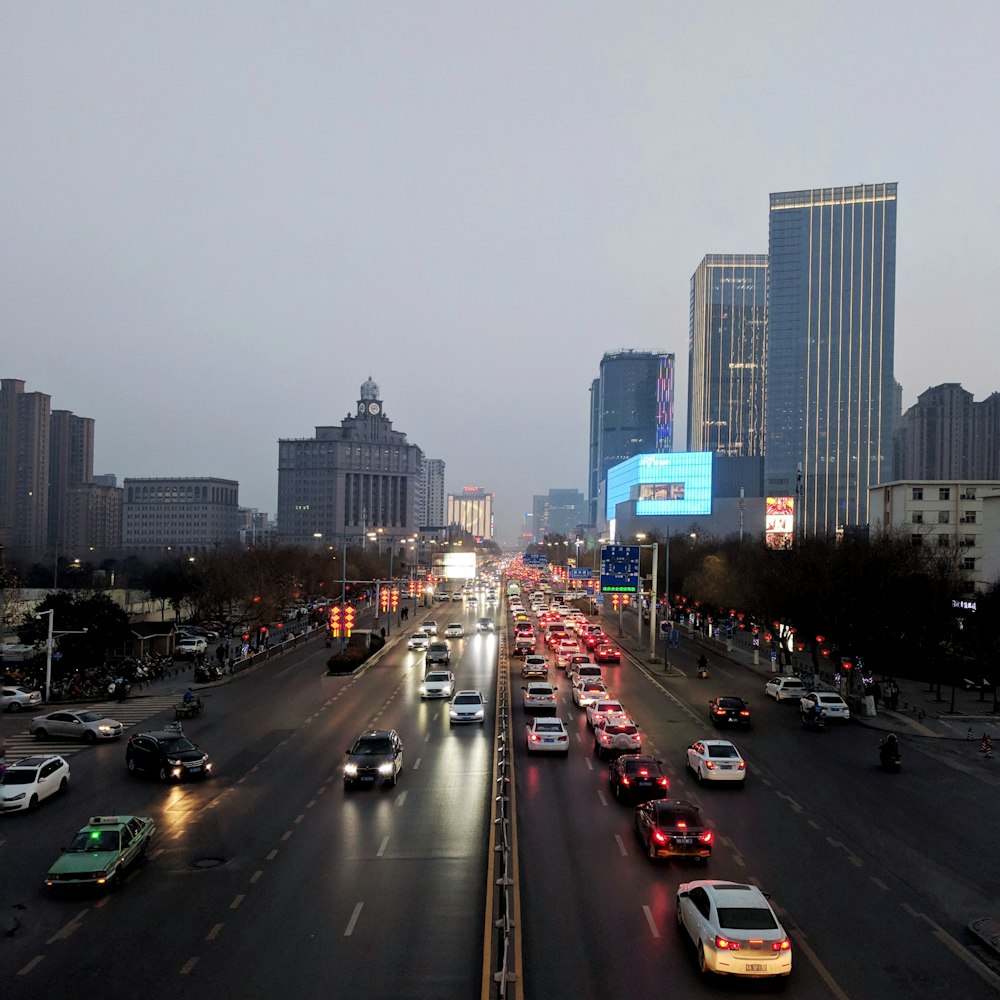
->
(368, 402, 380, 415)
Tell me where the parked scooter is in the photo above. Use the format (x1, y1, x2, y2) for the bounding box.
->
(800, 707, 827, 731)
(879, 734, 902, 772)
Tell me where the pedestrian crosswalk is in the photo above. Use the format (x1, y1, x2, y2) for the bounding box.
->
(0, 695, 184, 761)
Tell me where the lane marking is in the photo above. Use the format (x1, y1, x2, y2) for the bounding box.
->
(206, 923, 224, 940)
(17, 956, 44, 976)
(642, 904, 661, 938)
(377, 835, 389, 857)
(180, 957, 199, 975)
(584, 757, 593, 771)
(344, 902, 364, 936)
(614, 834, 628, 856)
(597, 790, 608, 807)
(316, 787, 326, 796)
(871, 876, 888, 890)
(396, 790, 408, 806)
(789, 928, 852, 1000)
(575, 732, 582, 742)
(94, 896, 110, 909)
(250, 870, 263, 884)
(424, 733, 431, 742)
(230, 894, 245, 909)
(294, 814, 305, 824)
(47, 909, 87, 944)
(413, 758, 421, 770)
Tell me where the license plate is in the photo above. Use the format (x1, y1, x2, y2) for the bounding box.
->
(360, 776, 375, 782)
(189, 766, 202, 773)
(744, 963, 767, 972)
(674, 837, 692, 845)
(636, 780, 651, 786)
(721, 764, 733, 770)
(543, 738, 555, 744)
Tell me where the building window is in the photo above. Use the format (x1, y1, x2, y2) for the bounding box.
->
(963, 535, 976, 548)
(911, 512, 923, 524)
(911, 534, 923, 546)
(937, 511, 949, 524)
(911, 488, 923, 501)
(963, 511, 976, 524)
(938, 487, 950, 501)
(962, 487, 977, 500)
(937, 535, 950, 547)
(963, 557, 976, 571)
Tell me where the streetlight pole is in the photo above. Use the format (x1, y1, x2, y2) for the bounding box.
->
(38, 609, 87, 703)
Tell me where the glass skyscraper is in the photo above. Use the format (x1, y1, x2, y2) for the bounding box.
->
(765, 183, 897, 536)
(688, 254, 768, 456)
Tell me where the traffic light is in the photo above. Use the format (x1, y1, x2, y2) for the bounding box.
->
(390, 588, 399, 611)
(330, 606, 342, 637)
(241, 632, 250, 643)
(622, 594, 631, 606)
(379, 587, 389, 613)
(611, 594, 620, 610)
(344, 606, 356, 636)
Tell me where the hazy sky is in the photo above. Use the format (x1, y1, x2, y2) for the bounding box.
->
(3, 3, 999, 544)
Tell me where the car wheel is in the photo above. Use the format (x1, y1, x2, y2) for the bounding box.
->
(33, 728, 48, 740)
(28, 794, 39, 811)
(695, 765, 703, 783)
(59, 777, 68, 793)
(697, 942, 709, 974)
(127, 757, 138, 775)
(9, 702, 22, 713)
(84, 731, 97, 744)
(157, 766, 168, 782)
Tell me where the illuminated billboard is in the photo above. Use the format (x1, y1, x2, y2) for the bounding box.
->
(606, 452, 713, 520)
(765, 496, 794, 549)
(432, 551, 478, 580)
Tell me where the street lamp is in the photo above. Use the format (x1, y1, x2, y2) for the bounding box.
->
(37, 609, 88, 703)
(634, 533, 660, 663)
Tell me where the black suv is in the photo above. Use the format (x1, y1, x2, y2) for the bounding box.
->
(343, 729, 404, 789)
(126, 730, 212, 782)
(634, 798, 713, 862)
(708, 695, 752, 728)
(608, 754, 670, 803)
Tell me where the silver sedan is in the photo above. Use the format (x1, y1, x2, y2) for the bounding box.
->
(30, 709, 125, 743)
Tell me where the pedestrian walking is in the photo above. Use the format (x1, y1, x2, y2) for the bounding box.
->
(981, 734, 993, 759)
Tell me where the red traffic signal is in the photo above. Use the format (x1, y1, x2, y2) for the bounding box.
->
(611, 594, 620, 610)
(241, 632, 250, 642)
(330, 607, 342, 637)
(390, 588, 399, 610)
(379, 587, 389, 612)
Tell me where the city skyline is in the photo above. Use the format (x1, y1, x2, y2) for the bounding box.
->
(4, 5, 1000, 542)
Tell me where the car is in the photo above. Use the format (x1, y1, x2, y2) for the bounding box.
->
(422, 620, 439, 635)
(174, 636, 208, 658)
(30, 710, 125, 742)
(449, 690, 488, 724)
(451, 592, 464, 602)
(420, 670, 456, 699)
(708, 695, 752, 728)
(800, 690, 851, 720)
(126, 729, 213, 782)
(608, 754, 670, 803)
(444, 623, 465, 639)
(476, 617, 495, 632)
(2, 686, 43, 712)
(434, 592, 451, 602)
(525, 717, 570, 754)
(593, 643, 622, 664)
(764, 676, 807, 701)
(512, 635, 536, 657)
(593, 717, 641, 759)
(1, 754, 70, 812)
(408, 631, 431, 651)
(686, 739, 747, 784)
(521, 655, 549, 679)
(513, 623, 534, 638)
(675, 880, 792, 977)
(635, 799, 713, 861)
(343, 728, 404, 788)
(586, 699, 626, 729)
(583, 631, 607, 650)
(425, 640, 451, 665)
(44, 814, 156, 890)
(569, 663, 603, 686)
(522, 682, 557, 714)
(572, 680, 608, 707)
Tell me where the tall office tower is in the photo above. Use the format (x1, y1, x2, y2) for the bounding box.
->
(588, 350, 675, 524)
(49, 410, 95, 548)
(447, 487, 494, 540)
(123, 477, 239, 553)
(587, 377, 601, 524)
(533, 488, 586, 540)
(418, 457, 446, 527)
(894, 384, 974, 481)
(765, 183, 897, 535)
(277, 378, 424, 546)
(0, 378, 51, 553)
(973, 393, 1000, 481)
(688, 255, 768, 456)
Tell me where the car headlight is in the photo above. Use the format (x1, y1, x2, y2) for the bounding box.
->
(7, 792, 26, 801)
(98, 725, 113, 732)
(169, 758, 183, 766)
(344, 763, 358, 776)
(378, 763, 394, 775)
(204, 762, 212, 772)
(171, 767, 183, 778)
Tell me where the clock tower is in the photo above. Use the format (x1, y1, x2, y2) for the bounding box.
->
(357, 376, 382, 418)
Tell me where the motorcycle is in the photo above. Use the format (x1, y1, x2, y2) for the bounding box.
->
(800, 708, 826, 731)
(879, 738, 902, 772)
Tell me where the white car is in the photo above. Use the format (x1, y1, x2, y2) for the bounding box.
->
(420, 670, 456, 699)
(764, 676, 807, 702)
(476, 617, 495, 632)
(423, 621, 439, 635)
(0, 754, 70, 812)
(29, 710, 125, 742)
(521, 655, 549, 679)
(586, 699, 626, 729)
(522, 682, 557, 714)
(686, 739, 747, 784)
(444, 623, 465, 639)
(449, 690, 487, 725)
(175, 636, 208, 657)
(676, 880, 792, 978)
(593, 717, 641, 759)
(525, 717, 570, 755)
(408, 631, 431, 651)
(569, 663, 603, 686)
(800, 690, 851, 720)
(572, 680, 608, 707)
(2, 686, 43, 713)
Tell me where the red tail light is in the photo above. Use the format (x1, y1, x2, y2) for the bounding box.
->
(657, 776, 669, 787)
(621, 776, 631, 786)
(653, 831, 667, 844)
(739, 710, 750, 717)
(676, 820, 687, 828)
(715, 935, 740, 951)
(705, 760, 717, 769)
(639, 768, 649, 776)
(529, 733, 539, 742)
(699, 830, 713, 843)
(738, 761, 746, 770)
(772, 938, 791, 952)
(557, 735, 567, 742)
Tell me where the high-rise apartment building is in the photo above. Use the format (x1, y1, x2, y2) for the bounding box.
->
(418, 457, 446, 527)
(688, 254, 768, 456)
(64, 483, 123, 553)
(277, 378, 424, 546)
(765, 183, 898, 535)
(0, 378, 51, 553)
(447, 487, 494, 540)
(123, 477, 239, 553)
(49, 409, 95, 549)
(588, 350, 675, 527)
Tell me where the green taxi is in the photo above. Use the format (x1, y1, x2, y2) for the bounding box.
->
(44, 814, 155, 890)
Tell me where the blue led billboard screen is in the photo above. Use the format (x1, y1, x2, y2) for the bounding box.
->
(606, 452, 713, 520)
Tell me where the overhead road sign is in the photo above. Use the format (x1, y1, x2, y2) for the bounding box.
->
(523, 552, 548, 567)
(600, 544, 640, 594)
(568, 567, 593, 580)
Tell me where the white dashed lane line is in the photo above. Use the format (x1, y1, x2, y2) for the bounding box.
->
(395, 790, 408, 806)
(642, 905, 660, 938)
(206, 923, 224, 941)
(377, 836, 389, 857)
(344, 902, 364, 936)
(597, 790, 608, 807)
(614, 834, 628, 856)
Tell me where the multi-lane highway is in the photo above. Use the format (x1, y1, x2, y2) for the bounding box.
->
(3, 590, 1000, 999)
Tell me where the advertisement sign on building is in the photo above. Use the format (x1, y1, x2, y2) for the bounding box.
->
(765, 496, 794, 549)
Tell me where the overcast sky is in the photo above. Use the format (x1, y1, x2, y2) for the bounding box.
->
(3, 2, 998, 545)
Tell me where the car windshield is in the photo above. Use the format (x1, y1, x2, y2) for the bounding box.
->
(535, 723, 563, 733)
(719, 698, 745, 709)
(818, 695, 843, 704)
(3, 771, 38, 784)
(352, 738, 392, 755)
(77, 711, 105, 722)
(707, 745, 739, 758)
(425, 673, 450, 682)
(716, 906, 778, 931)
(67, 829, 120, 853)
(158, 737, 197, 753)
(455, 694, 481, 705)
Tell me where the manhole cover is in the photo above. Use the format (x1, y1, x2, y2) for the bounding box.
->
(191, 857, 226, 869)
